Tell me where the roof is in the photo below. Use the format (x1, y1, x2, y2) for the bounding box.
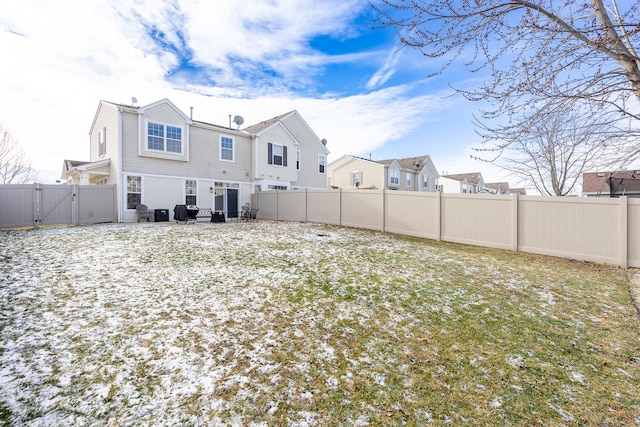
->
(376, 155, 433, 171)
(242, 112, 293, 134)
(63, 160, 90, 172)
(444, 172, 483, 184)
(510, 187, 527, 195)
(582, 170, 640, 195)
(485, 182, 509, 191)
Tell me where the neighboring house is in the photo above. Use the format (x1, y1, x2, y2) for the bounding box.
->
(327, 154, 439, 192)
(482, 182, 510, 195)
(439, 172, 485, 194)
(510, 187, 527, 196)
(582, 170, 640, 197)
(62, 98, 330, 222)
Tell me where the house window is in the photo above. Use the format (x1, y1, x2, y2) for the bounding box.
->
(98, 127, 106, 157)
(390, 170, 399, 185)
(185, 180, 197, 205)
(423, 175, 428, 188)
(126, 176, 142, 210)
(406, 174, 412, 188)
(296, 150, 301, 170)
(147, 121, 182, 153)
(352, 171, 361, 186)
(96, 177, 108, 185)
(268, 143, 287, 166)
(269, 185, 288, 190)
(318, 155, 326, 174)
(220, 136, 234, 161)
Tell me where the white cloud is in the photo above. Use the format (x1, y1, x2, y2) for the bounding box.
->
(0, 0, 483, 184)
(366, 47, 402, 90)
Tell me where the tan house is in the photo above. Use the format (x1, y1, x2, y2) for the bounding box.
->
(582, 170, 640, 197)
(439, 172, 485, 194)
(327, 154, 439, 192)
(62, 98, 330, 222)
(482, 182, 510, 195)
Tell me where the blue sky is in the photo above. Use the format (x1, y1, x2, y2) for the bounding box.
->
(0, 0, 508, 184)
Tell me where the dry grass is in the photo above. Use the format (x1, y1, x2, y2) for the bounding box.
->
(0, 221, 639, 425)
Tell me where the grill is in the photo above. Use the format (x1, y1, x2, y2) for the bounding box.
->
(174, 204, 199, 224)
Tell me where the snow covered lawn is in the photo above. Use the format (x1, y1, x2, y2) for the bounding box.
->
(1, 221, 639, 425)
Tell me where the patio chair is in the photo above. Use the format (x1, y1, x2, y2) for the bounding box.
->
(249, 208, 259, 220)
(136, 204, 152, 222)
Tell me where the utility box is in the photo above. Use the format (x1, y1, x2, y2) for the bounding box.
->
(154, 208, 169, 222)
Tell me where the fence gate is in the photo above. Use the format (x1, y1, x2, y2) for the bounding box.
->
(0, 184, 116, 229)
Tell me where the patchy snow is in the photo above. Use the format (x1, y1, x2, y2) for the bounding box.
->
(0, 221, 638, 425)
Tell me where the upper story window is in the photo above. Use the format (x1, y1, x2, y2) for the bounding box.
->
(98, 127, 106, 157)
(268, 143, 287, 166)
(352, 171, 361, 186)
(296, 150, 301, 170)
(220, 136, 234, 161)
(423, 175, 428, 188)
(389, 170, 399, 186)
(147, 121, 182, 154)
(406, 174, 412, 188)
(318, 155, 326, 174)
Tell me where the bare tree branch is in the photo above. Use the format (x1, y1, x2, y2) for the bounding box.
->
(0, 125, 38, 184)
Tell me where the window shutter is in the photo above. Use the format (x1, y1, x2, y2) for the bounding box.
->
(283, 146, 288, 167)
(268, 143, 273, 164)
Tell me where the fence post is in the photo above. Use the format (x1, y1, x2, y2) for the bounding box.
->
(436, 189, 441, 241)
(619, 196, 628, 269)
(512, 193, 519, 252)
(339, 188, 342, 227)
(304, 188, 308, 223)
(381, 190, 386, 232)
(33, 183, 41, 229)
(73, 184, 80, 226)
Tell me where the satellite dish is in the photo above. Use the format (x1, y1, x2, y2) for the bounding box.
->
(131, 97, 138, 105)
(321, 138, 327, 145)
(233, 115, 244, 126)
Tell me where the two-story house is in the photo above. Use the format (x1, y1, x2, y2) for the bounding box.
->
(62, 98, 329, 222)
(327, 155, 439, 192)
(439, 172, 485, 194)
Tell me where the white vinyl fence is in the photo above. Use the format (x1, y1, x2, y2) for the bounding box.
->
(254, 189, 639, 268)
(0, 184, 117, 229)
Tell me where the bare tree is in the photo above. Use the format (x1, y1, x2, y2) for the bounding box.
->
(371, 0, 640, 174)
(474, 103, 639, 195)
(0, 125, 38, 184)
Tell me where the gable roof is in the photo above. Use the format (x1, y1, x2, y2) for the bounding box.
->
(243, 112, 293, 134)
(484, 182, 510, 192)
(376, 156, 427, 169)
(582, 170, 640, 195)
(444, 172, 483, 184)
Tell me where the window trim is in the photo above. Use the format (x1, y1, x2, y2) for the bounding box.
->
(268, 143, 288, 167)
(185, 179, 197, 206)
(220, 135, 234, 162)
(351, 171, 361, 186)
(98, 127, 106, 157)
(126, 175, 142, 210)
(146, 120, 184, 155)
(389, 170, 399, 186)
(318, 154, 326, 174)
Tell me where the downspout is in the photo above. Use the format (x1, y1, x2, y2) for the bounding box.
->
(117, 106, 124, 222)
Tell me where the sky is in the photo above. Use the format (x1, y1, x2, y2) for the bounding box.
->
(0, 0, 512, 186)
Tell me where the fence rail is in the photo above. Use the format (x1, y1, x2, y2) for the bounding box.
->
(0, 184, 117, 229)
(255, 189, 639, 268)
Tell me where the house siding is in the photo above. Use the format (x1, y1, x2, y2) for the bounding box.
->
(255, 127, 298, 183)
(89, 103, 119, 185)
